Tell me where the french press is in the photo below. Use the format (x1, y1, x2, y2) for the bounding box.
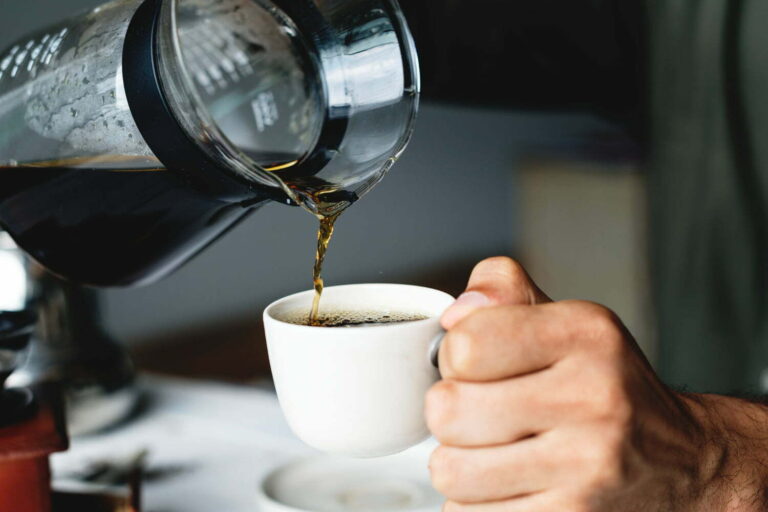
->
(0, 0, 420, 286)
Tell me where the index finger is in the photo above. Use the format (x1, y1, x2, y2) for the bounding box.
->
(441, 258, 551, 329)
(439, 301, 623, 381)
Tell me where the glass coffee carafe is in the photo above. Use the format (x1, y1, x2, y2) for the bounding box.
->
(0, 0, 420, 286)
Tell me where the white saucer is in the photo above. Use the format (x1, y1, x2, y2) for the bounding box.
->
(257, 444, 443, 512)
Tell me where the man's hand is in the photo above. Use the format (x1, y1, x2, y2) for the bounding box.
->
(426, 257, 768, 511)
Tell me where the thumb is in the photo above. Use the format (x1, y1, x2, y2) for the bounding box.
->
(441, 257, 551, 329)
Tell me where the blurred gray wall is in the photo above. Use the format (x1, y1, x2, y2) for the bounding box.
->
(1, 0, 627, 344)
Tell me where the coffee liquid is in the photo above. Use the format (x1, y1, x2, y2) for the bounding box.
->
(309, 213, 340, 326)
(267, 175, 353, 327)
(284, 310, 429, 328)
(0, 156, 248, 285)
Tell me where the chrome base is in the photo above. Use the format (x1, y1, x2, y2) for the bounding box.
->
(9, 337, 139, 436)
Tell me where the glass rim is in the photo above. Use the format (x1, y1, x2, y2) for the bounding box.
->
(158, 0, 421, 199)
(159, 0, 283, 189)
(264, 283, 454, 329)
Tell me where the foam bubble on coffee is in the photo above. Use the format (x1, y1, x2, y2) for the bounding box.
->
(281, 310, 429, 327)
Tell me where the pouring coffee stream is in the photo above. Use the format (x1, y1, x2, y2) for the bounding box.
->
(266, 173, 347, 326)
(309, 213, 341, 325)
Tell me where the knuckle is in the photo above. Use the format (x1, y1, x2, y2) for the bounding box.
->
(477, 256, 527, 281)
(596, 381, 627, 412)
(589, 382, 634, 427)
(582, 430, 627, 490)
(548, 494, 598, 512)
(425, 380, 460, 434)
(588, 306, 622, 342)
(563, 503, 590, 512)
(590, 463, 625, 493)
(568, 301, 625, 352)
(610, 395, 633, 427)
(429, 446, 461, 496)
(473, 257, 543, 305)
(568, 497, 598, 512)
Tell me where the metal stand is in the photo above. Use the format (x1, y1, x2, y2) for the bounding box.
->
(1, 232, 138, 435)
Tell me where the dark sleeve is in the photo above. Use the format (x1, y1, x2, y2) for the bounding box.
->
(399, 0, 646, 128)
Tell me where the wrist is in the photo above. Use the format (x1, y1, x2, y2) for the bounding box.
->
(682, 393, 768, 511)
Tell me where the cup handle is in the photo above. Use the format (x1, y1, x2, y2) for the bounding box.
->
(429, 331, 446, 370)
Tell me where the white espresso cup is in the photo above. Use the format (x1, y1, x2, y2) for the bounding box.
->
(264, 284, 455, 458)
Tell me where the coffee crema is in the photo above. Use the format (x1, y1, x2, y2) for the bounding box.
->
(282, 310, 429, 328)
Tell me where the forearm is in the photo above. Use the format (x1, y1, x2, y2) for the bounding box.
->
(683, 393, 768, 510)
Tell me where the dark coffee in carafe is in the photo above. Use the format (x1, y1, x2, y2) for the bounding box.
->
(0, 157, 265, 286)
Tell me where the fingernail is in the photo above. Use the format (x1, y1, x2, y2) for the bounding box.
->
(453, 291, 490, 308)
(441, 291, 490, 328)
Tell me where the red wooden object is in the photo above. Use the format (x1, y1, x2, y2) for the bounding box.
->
(0, 393, 68, 512)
